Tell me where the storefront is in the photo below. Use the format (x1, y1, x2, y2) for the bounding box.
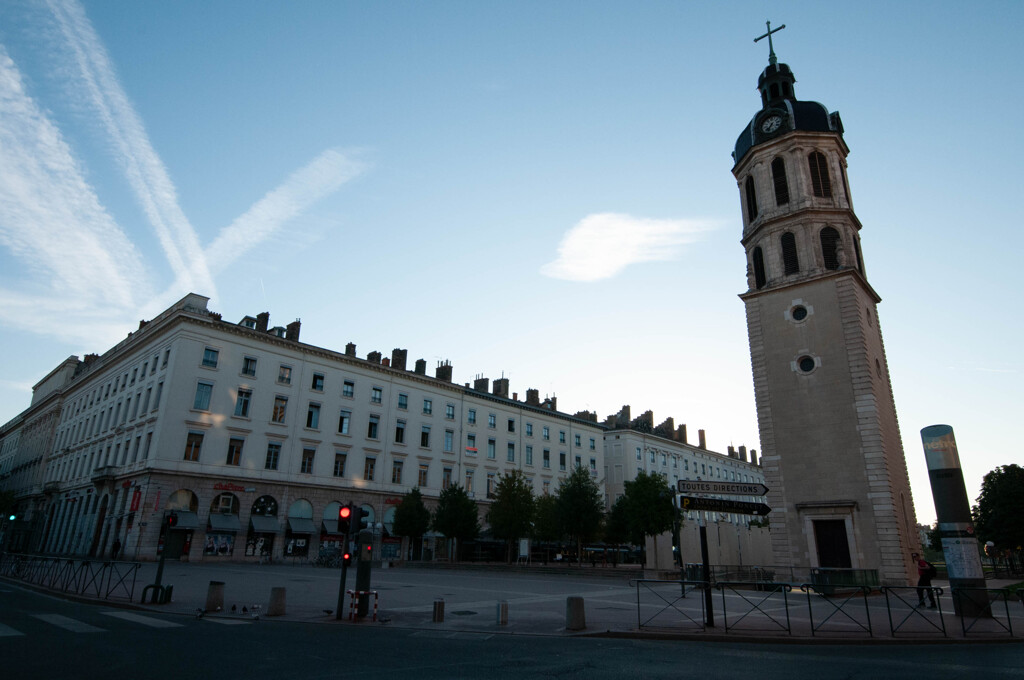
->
(164, 510, 198, 559)
(205, 512, 240, 556)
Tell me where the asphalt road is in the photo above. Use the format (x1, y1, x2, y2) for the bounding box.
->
(2, 584, 1023, 680)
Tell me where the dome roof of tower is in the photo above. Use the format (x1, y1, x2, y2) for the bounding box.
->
(733, 99, 842, 167)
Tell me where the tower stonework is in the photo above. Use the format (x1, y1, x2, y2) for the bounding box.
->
(732, 54, 918, 585)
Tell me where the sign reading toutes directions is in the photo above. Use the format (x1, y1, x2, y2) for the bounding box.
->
(676, 479, 771, 516)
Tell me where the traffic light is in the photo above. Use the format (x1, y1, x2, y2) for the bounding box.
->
(355, 506, 370, 533)
(166, 511, 178, 528)
(360, 542, 373, 562)
(342, 548, 352, 566)
(339, 504, 352, 530)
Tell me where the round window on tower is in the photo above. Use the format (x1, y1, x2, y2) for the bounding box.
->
(792, 305, 808, 321)
(796, 355, 817, 374)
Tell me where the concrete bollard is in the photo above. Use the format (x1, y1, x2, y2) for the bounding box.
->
(496, 600, 508, 626)
(267, 587, 286, 616)
(432, 598, 445, 623)
(205, 581, 225, 613)
(565, 596, 586, 631)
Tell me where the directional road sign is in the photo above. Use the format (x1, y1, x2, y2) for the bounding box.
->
(676, 480, 769, 496)
(678, 495, 771, 516)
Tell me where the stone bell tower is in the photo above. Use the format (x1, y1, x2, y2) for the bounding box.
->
(731, 24, 918, 585)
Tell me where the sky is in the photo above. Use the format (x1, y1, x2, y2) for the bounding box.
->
(0, 0, 1021, 526)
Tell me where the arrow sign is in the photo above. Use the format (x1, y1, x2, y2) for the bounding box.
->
(678, 495, 771, 516)
(676, 480, 769, 496)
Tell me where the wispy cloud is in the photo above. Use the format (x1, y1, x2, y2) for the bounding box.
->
(0, 47, 147, 321)
(45, 0, 215, 297)
(540, 213, 713, 282)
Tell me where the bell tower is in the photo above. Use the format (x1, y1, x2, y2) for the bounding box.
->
(732, 23, 918, 585)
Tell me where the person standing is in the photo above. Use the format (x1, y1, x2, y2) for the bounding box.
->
(110, 538, 122, 561)
(913, 552, 936, 608)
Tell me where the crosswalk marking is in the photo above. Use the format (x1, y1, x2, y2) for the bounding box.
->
(203, 618, 252, 625)
(101, 612, 183, 628)
(0, 623, 25, 637)
(32, 614, 105, 633)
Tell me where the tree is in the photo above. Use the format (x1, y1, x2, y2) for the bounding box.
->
(622, 471, 676, 540)
(973, 464, 1024, 550)
(431, 484, 480, 561)
(486, 470, 535, 563)
(556, 464, 604, 565)
(603, 496, 638, 567)
(392, 488, 431, 560)
(532, 493, 562, 564)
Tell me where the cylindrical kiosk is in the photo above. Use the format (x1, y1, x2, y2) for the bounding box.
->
(920, 425, 988, 617)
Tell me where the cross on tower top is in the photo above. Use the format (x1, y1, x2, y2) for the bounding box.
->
(754, 20, 786, 66)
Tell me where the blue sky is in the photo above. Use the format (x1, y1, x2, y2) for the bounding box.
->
(1, 1, 1020, 526)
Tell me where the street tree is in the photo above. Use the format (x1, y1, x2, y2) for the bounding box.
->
(431, 484, 480, 561)
(603, 495, 638, 567)
(973, 464, 1024, 550)
(486, 470, 535, 562)
(392, 488, 431, 560)
(532, 493, 563, 564)
(556, 464, 604, 565)
(622, 471, 676, 565)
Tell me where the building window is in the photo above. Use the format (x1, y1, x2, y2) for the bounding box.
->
(467, 409, 476, 425)
(202, 347, 219, 368)
(398, 393, 408, 410)
(334, 452, 347, 477)
(446, 404, 455, 419)
(153, 382, 163, 411)
(771, 157, 789, 205)
(507, 443, 515, 462)
(442, 467, 452, 490)
(226, 438, 244, 466)
(272, 396, 287, 423)
(300, 448, 315, 474)
(745, 175, 758, 221)
(265, 442, 281, 470)
(543, 426, 550, 441)
(242, 356, 257, 377)
(589, 438, 596, 451)
(507, 418, 515, 433)
(364, 456, 376, 481)
(487, 438, 496, 459)
(193, 382, 213, 411)
(421, 425, 431, 448)
(465, 469, 475, 493)
(423, 399, 432, 415)
(589, 457, 597, 472)
(278, 365, 292, 384)
(526, 423, 533, 437)
(418, 464, 429, 487)
(367, 415, 380, 439)
(392, 460, 404, 485)
(184, 431, 203, 462)
(753, 246, 767, 289)
(808, 151, 832, 198)
(371, 387, 383, 404)
(525, 445, 533, 466)
(559, 431, 566, 444)
(781, 232, 799, 275)
(486, 473, 496, 499)
(343, 380, 354, 398)
(543, 449, 550, 468)
(574, 434, 581, 447)
(444, 429, 454, 453)
(575, 455, 582, 468)
(820, 226, 841, 270)
(650, 450, 656, 463)
(488, 414, 496, 429)
(559, 452, 566, 471)
(311, 373, 324, 391)
(395, 419, 406, 444)
(306, 403, 321, 429)
(467, 433, 476, 453)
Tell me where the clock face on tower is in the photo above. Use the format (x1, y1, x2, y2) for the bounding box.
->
(760, 115, 783, 134)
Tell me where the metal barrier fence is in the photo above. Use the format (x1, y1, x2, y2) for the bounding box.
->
(634, 579, 1022, 639)
(0, 553, 139, 601)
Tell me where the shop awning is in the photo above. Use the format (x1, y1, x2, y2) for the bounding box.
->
(287, 517, 316, 534)
(208, 513, 241, 532)
(171, 511, 199, 530)
(250, 515, 281, 533)
(322, 519, 340, 534)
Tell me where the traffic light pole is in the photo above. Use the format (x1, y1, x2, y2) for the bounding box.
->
(335, 531, 350, 620)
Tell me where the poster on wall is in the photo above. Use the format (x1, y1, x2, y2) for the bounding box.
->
(204, 533, 235, 556)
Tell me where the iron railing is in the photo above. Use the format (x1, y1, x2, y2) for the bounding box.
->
(0, 553, 139, 601)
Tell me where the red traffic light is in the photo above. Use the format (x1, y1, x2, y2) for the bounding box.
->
(166, 512, 178, 528)
(339, 506, 352, 520)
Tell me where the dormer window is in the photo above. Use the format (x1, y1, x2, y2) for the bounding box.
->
(808, 152, 832, 198)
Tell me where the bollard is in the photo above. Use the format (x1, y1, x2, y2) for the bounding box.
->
(432, 598, 445, 623)
(565, 596, 586, 631)
(496, 600, 508, 626)
(267, 587, 286, 616)
(205, 581, 225, 613)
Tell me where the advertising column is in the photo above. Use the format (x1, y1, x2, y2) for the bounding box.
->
(920, 424, 988, 616)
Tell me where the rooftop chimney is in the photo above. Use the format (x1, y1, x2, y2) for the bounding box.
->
(728, 445, 736, 459)
(698, 429, 707, 449)
(414, 359, 427, 375)
(256, 312, 270, 332)
(435, 360, 453, 382)
(367, 351, 382, 364)
(739, 445, 748, 462)
(493, 378, 509, 399)
(474, 377, 489, 393)
(285, 319, 301, 342)
(391, 349, 408, 371)
(526, 389, 540, 406)
(345, 342, 356, 357)
(677, 424, 688, 444)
